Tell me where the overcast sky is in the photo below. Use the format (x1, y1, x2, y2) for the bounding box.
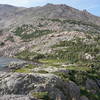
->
(0, 0, 100, 16)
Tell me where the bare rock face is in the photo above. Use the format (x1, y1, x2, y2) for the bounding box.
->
(63, 81, 80, 100)
(86, 79, 100, 92)
(0, 72, 54, 95)
(0, 3, 100, 29)
(80, 96, 89, 100)
(0, 95, 33, 100)
(0, 71, 81, 100)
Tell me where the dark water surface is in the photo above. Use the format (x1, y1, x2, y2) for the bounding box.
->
(0, 57, 23, 68)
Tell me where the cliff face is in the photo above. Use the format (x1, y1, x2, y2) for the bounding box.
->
(0, 3, 100, 29)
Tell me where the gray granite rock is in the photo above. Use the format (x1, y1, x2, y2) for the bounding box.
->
(0, 95, 35, 100)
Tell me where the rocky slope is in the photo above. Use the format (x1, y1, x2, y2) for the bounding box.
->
(0, 3, 100, 100)
(0, 29, 100, 100)
(0, 56, 100, 100)
(0, 71, 81, 100)
(0, 3, 100, 30)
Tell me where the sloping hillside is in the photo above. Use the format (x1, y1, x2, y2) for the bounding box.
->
(0, 3, 100, 100)
(0, 3, 100, 29)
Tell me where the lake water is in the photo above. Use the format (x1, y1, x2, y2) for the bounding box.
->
(0, 57, 24, 68)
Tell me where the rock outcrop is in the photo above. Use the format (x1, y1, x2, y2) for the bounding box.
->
(0, 71, 82, 100)
(0, 95, 33, 100)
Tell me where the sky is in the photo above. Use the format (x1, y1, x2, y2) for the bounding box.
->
(0, 0, 100, 16)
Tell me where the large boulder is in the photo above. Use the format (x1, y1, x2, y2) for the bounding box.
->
(0, 71, 81, 100)
(80, 96, 89, 100)
(64, 81, 80, 100)
(86, 79, 100, 93)
(0, 72, 58, 95)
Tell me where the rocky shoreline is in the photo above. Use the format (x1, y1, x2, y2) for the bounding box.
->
(0, 60, 99, 100)
(0, 71, 82, 100)
(0, 61, 83, 100)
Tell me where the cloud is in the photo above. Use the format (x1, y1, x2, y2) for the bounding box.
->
(0, 0, 27, 6)
(0, 0, 42, 6)
(0, 0, 81, 7)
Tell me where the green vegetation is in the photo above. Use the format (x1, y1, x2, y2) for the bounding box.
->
(14, 64, 38, 73)
(32, 92, 49, 100)
(0, 30, 3, 35)
(66, 66, 91, 71)
(15, 68, 31, 73)
(48, 18, 100, 31)
(6, 36, 14, 42)
(16, 50, 45, 61)
(39, 58, 66, 68)
(53, 64, 100, 100)
(39, 59, 64, 64)
(80, 87, 100, 100)
(13, 24, 53, 40)
(25, 64, 38, 69)
(13, 24, 33, 37)
(47, 18, 100, 34)
(39, 59, 92, 70)
(14, 22, 100, 100)
(53, 70, 87, 85)
(54, 66, 100, 85)
(37, 70, 49, 74)
(48, 18, 62, 22)
(0, 42, 5, 46)
(53, 71, 69, 81)
(51, 38, 100, 64)
(21, 30, 53, 40)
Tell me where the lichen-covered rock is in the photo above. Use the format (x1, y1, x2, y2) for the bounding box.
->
(0, 72, 58, 95)
(8, 61, 26, 70)
(0, 71, 81, 100)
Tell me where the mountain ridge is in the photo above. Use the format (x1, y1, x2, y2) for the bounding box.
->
(0, 3, 100, 100)
(0, 3, 100, 30)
